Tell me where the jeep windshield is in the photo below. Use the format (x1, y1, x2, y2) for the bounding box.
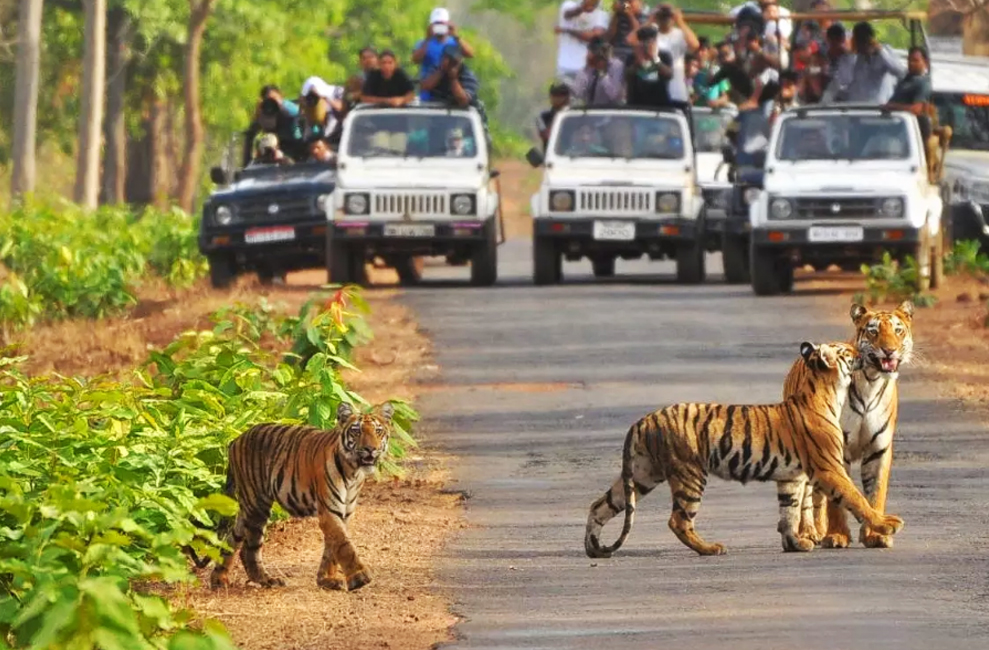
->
(552, 113, 686, 160)
(346, 111, 479, 159)
(236, 160, 334, 182)
(933, 92, 989, 152)
(692, 110, 734, 153)
(775, 114, 912, 162)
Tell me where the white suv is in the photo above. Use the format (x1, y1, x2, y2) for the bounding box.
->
(748, 105, 944, 296)
(527, 107, 704, 285)
(330, 103, 501, 286)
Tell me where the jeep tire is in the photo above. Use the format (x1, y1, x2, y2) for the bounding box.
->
(675, 238, 706, 284)
(470, 220, 498, 286)
(327, 234, 367, 286)
(533, 235, 561, 285)
(721, 232, 750, 284)
(395, 256, 424, 285)
(208, 254, 237, 289)
(592, 256, 615, 278)
(750, 243, 791, 296)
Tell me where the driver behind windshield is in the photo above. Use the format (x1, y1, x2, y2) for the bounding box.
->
(564, 122, 609, 156)
(242, 84, 305, 166)
(307, 137, 336, 163)
(250, 133, 294, 166)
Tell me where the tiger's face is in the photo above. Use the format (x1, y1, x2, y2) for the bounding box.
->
(850, 301, 914, 376)
(336, 402, 395, 468)
(799, 341, 863, 389)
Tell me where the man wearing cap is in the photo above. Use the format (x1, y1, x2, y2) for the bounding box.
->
(573, 37, 626, 106)
(625, 24, 674, 108)
(250, 133, 293, 166)
(536, 83, 571, 152)
(413, 7, 475, 101)
(555, 0, 610, 91)
(242, 84, 304, 167)
(420, 43, 483, 112)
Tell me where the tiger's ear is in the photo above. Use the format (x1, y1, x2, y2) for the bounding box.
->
(336, 402, 354, 425)
(896, 300, 914, 320)
(850, 303, 869, 325)
(800, 341, 816, 363)
(377, 401, 395, 422)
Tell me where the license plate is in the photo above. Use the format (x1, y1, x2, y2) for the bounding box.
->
(808, 226, 864, 243)
(244, 226, 295, 244)
(592, 220, 636, 241)
(383, 223, 435, 237)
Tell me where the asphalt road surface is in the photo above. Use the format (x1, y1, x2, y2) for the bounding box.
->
(400, 242, 989, 650)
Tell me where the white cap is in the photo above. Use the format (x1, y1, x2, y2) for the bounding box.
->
(429, 7, 450, 24)
(301, 76, 343, 101)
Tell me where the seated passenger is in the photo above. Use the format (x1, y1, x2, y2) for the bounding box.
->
(362, 49, 416, 107)
(791, 127, 831, 158)
(823, 22, 905, 104)
(413, 7, 476, 101)
(565, 123, 609, 156)
(692, 39, 731, 108)
(625, 26, 673, 109)
(885, 46, 932, 116)
(242, 84, 304, 166)
(445, 128, 470, 157)
(250, 133, 294, 166)
(537, 83, 572, 152)
(573, 38, 626, 107)
(307, 137, 336, 163)
(420, 44, 482, 110)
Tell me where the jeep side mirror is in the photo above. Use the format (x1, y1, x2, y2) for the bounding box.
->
(209, 166, 227, 185)
(721, 145, 735, 166)
(525, 147, 544, 168)
(490, 169, 501, 179)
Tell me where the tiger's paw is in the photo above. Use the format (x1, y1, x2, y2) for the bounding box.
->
(317, 575, 347, 591)
(872, 515, 904, 537)
(208, 571, 229, 590)
(254, 575, 285, 588)
(347, 569, 372, 591)
(782, 535, 815, 553)
(820, 533, 850, 549)
(799, 523, 823, 544)
(697, 543, 727, 556)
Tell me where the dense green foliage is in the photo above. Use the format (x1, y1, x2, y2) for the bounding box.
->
(0, 201, 207, 334)
(0, 286, 419, 649)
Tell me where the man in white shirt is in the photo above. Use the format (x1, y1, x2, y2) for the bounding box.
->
(652, 4, 700, 105)
(555, 0, 610, 90)
(729, 0, 792, 46)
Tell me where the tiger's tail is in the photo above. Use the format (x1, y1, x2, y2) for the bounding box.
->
(584, 420, 640, 558)
(184, 464, 236, 569)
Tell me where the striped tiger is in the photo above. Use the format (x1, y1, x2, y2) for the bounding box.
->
(789, 301, 914, 549)
(584, 341, 905, 558)
(206, 401, 394, 591)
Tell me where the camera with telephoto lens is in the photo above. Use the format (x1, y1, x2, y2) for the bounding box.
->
(260, 97, 280, 116)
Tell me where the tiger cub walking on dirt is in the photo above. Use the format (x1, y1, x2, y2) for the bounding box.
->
(584, 342, 905, 558)
(208, 402, 394, 591)
(791, 301, 914, 549)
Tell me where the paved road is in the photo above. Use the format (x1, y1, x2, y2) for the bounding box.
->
(400, 242, 989, 650)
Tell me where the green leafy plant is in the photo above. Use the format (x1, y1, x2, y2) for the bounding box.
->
(859, 252, 937, 308)
(944, 239, 989, 278)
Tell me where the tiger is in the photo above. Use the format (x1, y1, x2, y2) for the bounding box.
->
(584, 341, 905, 558)
(205, 401, 394, 591)
(788, 301, 914, 550)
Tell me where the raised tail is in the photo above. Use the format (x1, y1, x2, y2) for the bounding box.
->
(184, 464, 236, 569)
(584, 420, 639, 558)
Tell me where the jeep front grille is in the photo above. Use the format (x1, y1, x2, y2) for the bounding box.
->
(578, 189, 651, 213)
(794, 197, 879, 219)
(237, 196, 313, 221)
(372, 193, 448, 216)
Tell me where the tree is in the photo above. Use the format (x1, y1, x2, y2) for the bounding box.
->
(175, 0, 215, 213)
(73, 0, 106, 209)
(101, 4, 132, 204)
(10, 0, 44, 199)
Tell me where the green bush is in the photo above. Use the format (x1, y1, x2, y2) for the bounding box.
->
(0, 287, 419, 649)
(944, 239, 989, 277)
(855, 252, 936, 308)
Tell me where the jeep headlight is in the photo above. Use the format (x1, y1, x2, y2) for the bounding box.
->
(344, 193, 369, 215)
(451, 194, 475, 216)
(215, 205, 233, 226)
(316, 193, 331, 212)
(880, 197, 904, 218)
(769, 198, 793, 220)
(656, 192, 680, 213)
(744, 187, 761, 205)
(550, 190, 575, 212)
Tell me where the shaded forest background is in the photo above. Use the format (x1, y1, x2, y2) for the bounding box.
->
(1, 0, 987, 215)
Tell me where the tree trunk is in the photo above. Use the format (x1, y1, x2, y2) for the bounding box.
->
(101, 6, 132, 205)
(10, 0, 44, 199)
(73, 0, 107, 209)
(175, 0, 216, 213)
(125, 96, 166, 208)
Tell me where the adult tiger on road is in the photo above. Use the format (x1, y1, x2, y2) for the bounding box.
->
(206, 401, 394, 591)
(789, 301, 914, 549)
(584, 341, 905, 558)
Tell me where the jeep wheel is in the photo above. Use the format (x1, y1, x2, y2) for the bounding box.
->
(750, 244, 790, 296)
(470, 221, 498, 286)
(256, 265, 285, 286)
(591, 257, 615, 278)
(327, 235, 367, 286)
(395, 256, 424, 285)
(913, 225, 932, 292)
(721, 232, 750, 284)
(675, 238, 706, 284)
(533, 235, 561, 285)
(208, 254, 237, 289)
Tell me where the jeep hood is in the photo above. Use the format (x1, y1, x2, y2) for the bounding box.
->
(339, 158, 486, 189)
(545, 158, 693, 187)
(212, 169, 336, 199)
(766, 163, 918, 194)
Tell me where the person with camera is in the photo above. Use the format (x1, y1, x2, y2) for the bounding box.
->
(413, 8, 476, 101)
(241, 85, 305, 167)
(605, 0, 650, 64)
(625, 24, 674, 109)
(536, 83, 572, 152)
(420, 43, 482, 110)
(249, 133, 294, 167)
(362, 50, 416, 107)
(573, 37, 625, 106)
(555, 0, 610, 91)
(823, 21, 905, 104)
(299, 76, 346, 147)
(650, 5, 700, 106)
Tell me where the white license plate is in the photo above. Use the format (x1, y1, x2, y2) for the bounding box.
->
(808, 226, 864, 243)
(244, 226, 295, 244)
(383, 223, 436, 237)
(592, 220, 636, 241)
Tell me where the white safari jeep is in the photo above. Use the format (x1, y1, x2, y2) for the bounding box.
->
(749, 105, 944, 296)
(330, 103, 502, 286)
(526, 106, 705, 285)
